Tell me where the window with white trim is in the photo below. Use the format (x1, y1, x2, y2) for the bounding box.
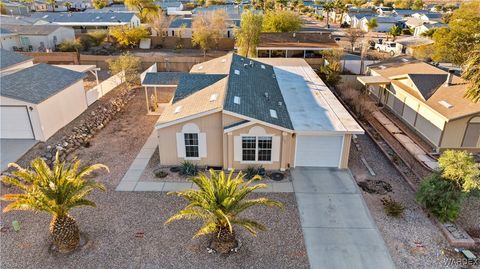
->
(242, 136, 272, 162)
(184, 133, 199, 158)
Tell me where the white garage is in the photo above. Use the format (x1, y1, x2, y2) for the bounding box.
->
(295, 135, 344, 167)
(1, 63, 87, 141)
(0, 106, 34, 139)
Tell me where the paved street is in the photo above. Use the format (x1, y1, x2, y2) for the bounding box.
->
(291, 167, 395, 269)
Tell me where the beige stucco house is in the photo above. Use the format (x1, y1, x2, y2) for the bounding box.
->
(358, 57, 480, 153)
(142, 53, 363, 171)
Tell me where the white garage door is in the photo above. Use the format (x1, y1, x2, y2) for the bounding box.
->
(0, 106, 34, 139)
(295, 135, 343, 167)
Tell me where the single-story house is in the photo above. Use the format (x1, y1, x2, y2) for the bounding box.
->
(342, 9, 376, 26)
(1, 50, 87, 141)
(395, 36, 434, 55)
(255, 32, 339, 58)
(1, 1, 30, 15)
(358, 57, 480, 152)
(376, 6, 394, 16)
(411, 12, 443, 23)
(0, 24, 75, 51)
(359, 15, 404, 33)
(144, 53, 363, 170)
(32, 12, 141, 33)
(413, 22, 447, 37)
(157, 1, 184, 15)
(167, 17, 239, 39)
(0, 28, 19, 51)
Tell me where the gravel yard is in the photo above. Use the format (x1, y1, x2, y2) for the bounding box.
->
(0, 88, 308, 269)
(349, 134, 459, 269)
(140, 149, 292, 183)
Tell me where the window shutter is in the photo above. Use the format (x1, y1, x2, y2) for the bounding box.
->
(272, 136, 281, 162)
(176, 133, 185, 158)
(234, 136, 242, 161)
(198, 133, 207, 158)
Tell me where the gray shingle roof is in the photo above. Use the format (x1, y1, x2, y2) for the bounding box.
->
(0, 49, 32, 70)
(173, 74, 226, 103)
(408, 73, 447, 100)
(223, 54, 293, 130)
(31, 12, 137, 23)
(169, 18, 192, 28)
(1, 64, 86, 104)
(1, 24, 63, 35)
(142, 72, 185, 85)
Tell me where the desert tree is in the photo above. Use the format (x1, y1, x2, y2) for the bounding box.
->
(235, 10, 263, 57)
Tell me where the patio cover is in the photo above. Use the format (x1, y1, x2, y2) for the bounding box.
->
(357, 76, 391, 86)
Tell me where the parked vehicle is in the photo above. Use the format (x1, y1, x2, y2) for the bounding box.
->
(375, 41, 397, 56)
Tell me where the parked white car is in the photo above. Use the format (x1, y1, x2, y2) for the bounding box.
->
(375, 41, 397, 56)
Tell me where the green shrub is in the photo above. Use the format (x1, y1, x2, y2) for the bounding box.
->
(58, 39, 81, 52)
(243, 165, 265, 180)
(79, 35, 96, 50)
(87, 30, 108, 46)
(179, 161, 198, 176)
(416, 173, 465, 222)
(380, 196, 405, 217)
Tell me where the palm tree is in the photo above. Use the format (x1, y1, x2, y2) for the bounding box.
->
(366, 18, 378, 32)
(64, 1, 71, 10)
(323, 2, 335, 28)
(1, 153, 108, 253)
(463, 49, 480, 103)
(165, 170, 283, 254)
(46, 0, 56, 12)
(389, 25, 402, 41)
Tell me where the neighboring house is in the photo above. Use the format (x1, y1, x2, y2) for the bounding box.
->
(0, 28, 20, 51)
(0, 48, 33, 72)
(255, 32, 339, 58)
(32, 12, 141, 33)
(167, 17, 239, 39)
(1, 1, 30, 15)
(0, 24, 75, 51)
(413, 23, 447, 37)
(411, 12, 443, 23)
(359, 15, 404, 33)
(358, 57, 480, 152)
(405, 16, 425, 28)
(142, 53, 363, 170)
(0, 50, 87, 141)
(376, 6, 394, 16)
(157, 1, 184, 15)
(192, 5, 249, 21)
(343, 11, 375, 27)
(392, 9, 425, 18)
(395, 36, 434, 55)
(44, 0, 92, 11)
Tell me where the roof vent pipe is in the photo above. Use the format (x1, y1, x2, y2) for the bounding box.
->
(265, 92, 269, 99)
(445, 69, 454, 86)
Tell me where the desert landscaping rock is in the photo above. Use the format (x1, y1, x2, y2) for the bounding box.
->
(1, 88, 308, 269)
(357, 179, 393, 195)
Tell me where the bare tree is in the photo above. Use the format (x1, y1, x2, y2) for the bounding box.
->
(345, 28, 364, 52)
(149, 11, 172, 40)
(192, 10, 227, 57)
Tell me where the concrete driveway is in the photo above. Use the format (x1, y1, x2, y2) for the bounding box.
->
(1, 139, 37, 172)
(292, 167, 395, 269)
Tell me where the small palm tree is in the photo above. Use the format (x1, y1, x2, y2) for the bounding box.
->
(389, 25, 402, 41)
(366, 18, 378, 33)
(323, 2, 335, 28)
(165, 170, 283, 254)
(64, 1, 71, 10)
(1, 153, 108, 253)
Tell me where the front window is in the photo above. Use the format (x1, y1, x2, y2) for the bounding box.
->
(242, 136, 256, 161)
(184, 133, 199, 158)
(258, 137, 272, 161)
(242, 136, 272, 162)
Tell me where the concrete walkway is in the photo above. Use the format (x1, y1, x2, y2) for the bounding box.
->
(291, 167, 395, 269)
(116, 131, 294, 192)
(1, 139, 38, 172)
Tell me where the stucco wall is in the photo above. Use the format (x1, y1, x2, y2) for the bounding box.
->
(35, 80, 87, 141)
(157, 112, 224, 166)
(441, 114, 480, 152)
(1, 35, 20, 51)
